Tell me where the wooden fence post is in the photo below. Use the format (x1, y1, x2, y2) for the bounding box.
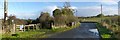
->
(33, 25, 34, 30)
(28, 26, 29, 31)
(24, 25, 25, 31)
(35, 24, 37, 30)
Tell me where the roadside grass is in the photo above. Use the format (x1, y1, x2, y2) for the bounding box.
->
(2, 31, 45, 38)
(79, 16, 119, 38)
(34, 22, 80, 38)
(0, 34, 2, 39)
(96, 23, 112, 38)
(101, 34, 111, 38)
(81, 16, 119, 39)
(2, 22, 80, 38)
(79, 17, 113, 22)
(52, 22, 80, 32)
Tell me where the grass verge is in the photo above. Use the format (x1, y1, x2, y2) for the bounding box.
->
(2, 22, 80, 38)
(96, 23, 112, 38)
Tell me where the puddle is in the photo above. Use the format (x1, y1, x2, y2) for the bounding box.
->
(89, 29, 99, 36)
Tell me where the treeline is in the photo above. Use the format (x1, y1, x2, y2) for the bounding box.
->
(78, 14, 118, 18)
(3, 15, 27, 25)
(53, 8, 78, 26)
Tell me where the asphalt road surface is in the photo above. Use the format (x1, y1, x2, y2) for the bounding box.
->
(48, 22, 100, 38)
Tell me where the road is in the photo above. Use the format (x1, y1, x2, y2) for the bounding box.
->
(48, 22, 100, 38)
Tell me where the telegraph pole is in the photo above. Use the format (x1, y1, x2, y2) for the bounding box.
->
(101, 4, 102, 15)
(101, 4, 103, 23)
(3, 0, 8, 32)
(4, 0, 8, 23)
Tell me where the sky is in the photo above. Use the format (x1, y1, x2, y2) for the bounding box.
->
(0, 0, 119, 19)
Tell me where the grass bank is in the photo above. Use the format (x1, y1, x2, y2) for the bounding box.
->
(32, 22, 80, 38)
(96, 23, 113, 38)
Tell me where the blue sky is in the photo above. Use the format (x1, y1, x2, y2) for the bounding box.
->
(0, 0, 119, 19)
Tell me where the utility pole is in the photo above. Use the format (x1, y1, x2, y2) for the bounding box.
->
(101, 4, 103, 23)
(3, 0, 8, 33)
(101, 4, 102, 15)
(4, 0, 8, 23)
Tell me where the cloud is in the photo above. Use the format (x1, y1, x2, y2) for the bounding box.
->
(42, 6, 78, 16)
(7, 11, 39, 19)
(36, 5, 118, 17)
(0, 2, 4, 19)
(0, 0, 100, 2)
(0, 2, 118, 19)
(99, 0, 119, 5)
(42, 5, 59, 16)
(0, 0, 119, 2)
(103, 6, 118, 15)
(0, 5, 59, 19)
(0, 10, 3, 19)
(75, 6, 118, 17)
(100, 0, 118, 2)
(0, 9, 3, 19)
(75, 6, 100, 17)
(69, 6, 77, 9)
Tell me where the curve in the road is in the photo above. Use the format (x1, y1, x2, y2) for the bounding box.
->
(48, 22, 100, 38)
